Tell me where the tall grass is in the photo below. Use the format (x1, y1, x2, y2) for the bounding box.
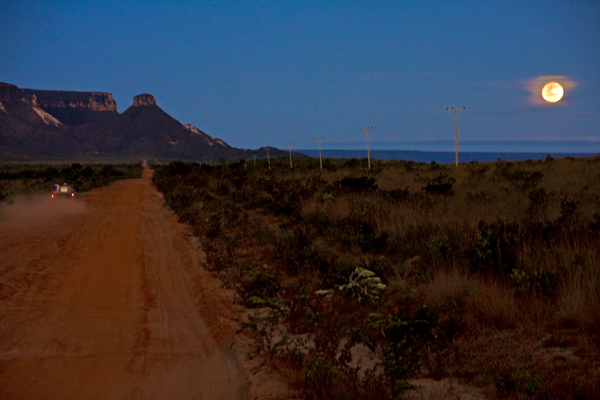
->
(153, 155, 600, 399)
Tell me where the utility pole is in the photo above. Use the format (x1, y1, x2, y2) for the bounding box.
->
(286, 144, 294, 168)
(266, 148, 271, 170)
(314, 137, 324, 171)
(253, 155, 256, 166)
(446, 107, 465, 168)
(360, 126, 373, 170)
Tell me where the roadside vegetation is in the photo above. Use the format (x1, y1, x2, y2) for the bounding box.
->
(0, 163, 143, 202)
(153, 155, 600, 399)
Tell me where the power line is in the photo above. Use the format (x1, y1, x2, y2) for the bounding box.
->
(468, 105, 554, 116)
(378, 112, 451, 135)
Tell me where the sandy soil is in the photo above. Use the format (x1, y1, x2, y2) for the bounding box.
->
(0, 168, 263, 399)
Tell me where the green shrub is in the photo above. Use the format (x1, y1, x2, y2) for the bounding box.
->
(240, 269, 280, 305)
(527, 187, 549, 218)
(511, 267, 556, 295)
(422, 172, 455, 196)
(468, 220, 521, 276)
(315, 266, 387, 303)
(386, 187, 410, 202)
(336, 176, 378, 192)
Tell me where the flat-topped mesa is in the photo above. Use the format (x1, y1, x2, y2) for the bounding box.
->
(133, 94, 156, 107)
(0, 82, 118, 126)
(26, 89, 116, 112)
(1, 83, 117, 111)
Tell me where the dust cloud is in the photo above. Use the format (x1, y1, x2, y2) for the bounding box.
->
(0, 194, 88, 232)
(0, 171, 252, 399)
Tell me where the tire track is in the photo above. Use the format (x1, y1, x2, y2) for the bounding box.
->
(0, 169, 245, 399)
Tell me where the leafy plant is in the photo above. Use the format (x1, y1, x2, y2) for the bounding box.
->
(316, 266, 387, 303)
(240, 268, 280, 304)
(362, 307, 456, 397)
(469, 220, 520, 275)
(511, 268, 556, 294)
(496, 369, 544, 396)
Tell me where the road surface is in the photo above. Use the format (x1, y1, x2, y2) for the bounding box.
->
(0, 168, 247, 399)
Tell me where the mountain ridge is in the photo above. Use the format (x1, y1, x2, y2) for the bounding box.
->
(0, 82, 294, 161)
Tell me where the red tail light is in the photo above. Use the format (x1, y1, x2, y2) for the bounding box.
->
(51, 194, 54, 198)
(71, 193, 75, 197)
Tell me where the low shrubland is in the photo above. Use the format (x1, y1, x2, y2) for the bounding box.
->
(0, 162, 143, 202)
(153, 155, 600, 399)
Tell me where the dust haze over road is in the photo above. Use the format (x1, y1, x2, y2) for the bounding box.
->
(0, 193, 88, 227)
(0, 168, 247, 399)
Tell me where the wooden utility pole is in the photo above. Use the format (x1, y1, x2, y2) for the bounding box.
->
(314, 138, 324, 171)
(266, 148, 271, 170)
(253, 155, 256, 165)
(446, 107, 465, 168)
(360, 127, 373, 170)
(286, 144, 294, 168)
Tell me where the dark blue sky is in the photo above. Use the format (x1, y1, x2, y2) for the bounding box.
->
(1, 0, 599, 152)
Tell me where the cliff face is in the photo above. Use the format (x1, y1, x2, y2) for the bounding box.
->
(23, 89, 117, 112)
(183, 123, 232, 150)
(184, 123, 203, 134)
(0, 83, 38, 106)
(133, 94, 156, 107)
(0, 82, 117, 112)
(0, 82, 118, 126)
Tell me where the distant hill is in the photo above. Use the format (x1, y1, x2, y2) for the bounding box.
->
(0, 82, 294, 161)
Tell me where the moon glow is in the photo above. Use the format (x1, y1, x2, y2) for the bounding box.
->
(541, 82, 564, 103)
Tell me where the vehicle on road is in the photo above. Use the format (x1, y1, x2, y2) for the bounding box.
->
(51, 183, 78, 200)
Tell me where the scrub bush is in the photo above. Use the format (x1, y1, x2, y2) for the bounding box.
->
(152, 155, 600, 400)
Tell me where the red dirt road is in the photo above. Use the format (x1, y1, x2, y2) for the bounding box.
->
(0, 169, 246, 399)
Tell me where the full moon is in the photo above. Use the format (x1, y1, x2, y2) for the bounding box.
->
(541, 82, 564, 103)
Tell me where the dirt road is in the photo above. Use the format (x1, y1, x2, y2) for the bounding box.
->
(0, 169, 246, 399)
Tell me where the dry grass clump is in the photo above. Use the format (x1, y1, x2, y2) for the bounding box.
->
(329, 196, 352, 220)
(422, 267, 476, 305)
(465, 280, 521, 329)
(422, 268, 522, 330)
(556, 261, 600, 331)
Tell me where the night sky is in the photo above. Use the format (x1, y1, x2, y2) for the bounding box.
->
(1, 1, 599, 153)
